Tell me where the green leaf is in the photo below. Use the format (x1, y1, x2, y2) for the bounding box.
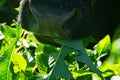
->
(100, 62, 120, 77)
(55, 38, 104, 80)
(36, 52, 49, 75)
(74, 40, 104, 80)
(36, 45, 58, 75)
(0, 38, 17, 80)
(12, 53, 27, 73)
(35, 45, 50, 75)
(82, 36, 97, 47)
(11, 20, 24, 39)
(0, 22, 23, 80)
(48, 46, 73, 80)
(1, 21, 23, 41)
(75, 73, 92, 80)
(94, 35, 111, 57)
(2, 25, 16, 39)
(12, 72, 25, 80)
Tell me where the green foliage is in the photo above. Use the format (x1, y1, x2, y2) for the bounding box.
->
(0, 39, 15, 80)
(47, 46, 73, 80)
(0, 21, 120, 80)
(94, 35, 111, 61)
(94, 35, 111, 56)
(0, 21, 21, 80)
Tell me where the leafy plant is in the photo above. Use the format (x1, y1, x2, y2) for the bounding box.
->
(0, 21, 120, 80)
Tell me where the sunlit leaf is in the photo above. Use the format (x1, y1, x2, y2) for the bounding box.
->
(94, 35, 111, 59)
(11, 20, 23, 38)
(100, 62, 120, 77)
(0, 38, 17, 80)
(12, 53, 27, 73)
(0, 22, 24, 80)
(35, 45, 49, 75)
(36, 45, 58, 75)
(72, 71, 92, 79)
(2, 25, 16, 39)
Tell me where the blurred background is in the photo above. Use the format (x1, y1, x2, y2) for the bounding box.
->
(0, 0, 19, 24)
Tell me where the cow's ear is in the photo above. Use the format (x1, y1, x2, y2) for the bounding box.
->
(17, 0, 36, 30)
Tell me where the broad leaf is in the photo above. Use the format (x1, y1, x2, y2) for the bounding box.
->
(0, 38, 17, 80)
(0, 21, 22, 80)
(12, 53, 27, 73)
(36, 45, 58, 75)
(48, 46, 73, 80)
(36, 45, 48, 75)
(94, 35, 111, 59)
(100, 62, 120, 77)
(55, 39, 104, 80)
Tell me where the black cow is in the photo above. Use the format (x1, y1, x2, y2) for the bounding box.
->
(18, 0, 96, 45)
(18, 0, 120, 45)
(17, 1, 120, 79)
(18, 0, 120, 44)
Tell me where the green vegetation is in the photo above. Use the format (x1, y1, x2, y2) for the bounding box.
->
(0, 0, 120, 80)
(0, 21, 120, 80)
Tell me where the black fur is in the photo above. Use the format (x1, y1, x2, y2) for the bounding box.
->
(18, 0, 120, 45)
